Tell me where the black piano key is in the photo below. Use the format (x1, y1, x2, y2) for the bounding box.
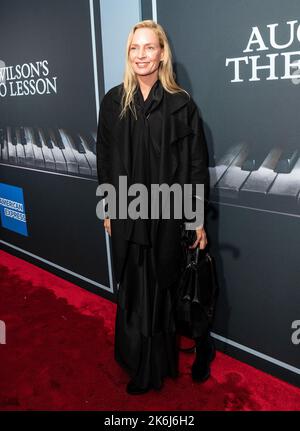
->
(55, 129, 80, 173)
(78, 132, 97, 176)
(84, 132, 96, 154)
(53, 129, 65, 149)
(241, 148, 266, 171)
(43, 129, 68, 173)
(69, 131, 86, 153)
(11, 127, 17, 146)
(35, 128, 55, 169)
(61, 129, 91, 175)
(33, 127, 43, 148)
(43, 129, 54, 149)
(274, 149, 298, 174)
(20, 126, 27, 145)
(0, 126, 97, 178)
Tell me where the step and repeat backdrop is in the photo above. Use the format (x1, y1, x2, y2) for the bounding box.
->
(1, 0, 299, 387)
(153, 0, 300, 386)
(0, 0, 114, 297)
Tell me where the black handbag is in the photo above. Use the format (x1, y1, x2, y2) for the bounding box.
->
(175, 225, 218, 341)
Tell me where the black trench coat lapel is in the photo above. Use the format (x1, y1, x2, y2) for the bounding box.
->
(111, 84, 194, 206)
(152, 90, 195, 241)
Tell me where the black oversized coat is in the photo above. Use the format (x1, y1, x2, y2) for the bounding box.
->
(96, 83, 209, 289)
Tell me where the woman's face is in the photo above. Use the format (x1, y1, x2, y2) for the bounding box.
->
(129, 28, 164, 79)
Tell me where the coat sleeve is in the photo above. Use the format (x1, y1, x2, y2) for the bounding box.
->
(187, 98, 210, 228)
(96, 96, 112, 186)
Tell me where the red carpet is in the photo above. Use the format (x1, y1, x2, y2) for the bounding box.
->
(0, 249, 299, 411)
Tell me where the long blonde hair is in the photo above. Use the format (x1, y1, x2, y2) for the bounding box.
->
(120, 20, 189, 120)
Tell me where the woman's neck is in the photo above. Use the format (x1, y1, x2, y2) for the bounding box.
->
(137, 75, 159, 101)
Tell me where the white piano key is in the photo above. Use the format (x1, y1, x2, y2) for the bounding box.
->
(35, 128, 55, 170)
(25, 127, 45, 168)
(267, 155, 300, 212)
(21, 127, 35, 167)
(1, 128, 9, 162)
(214, 143, 251, 199)
(79, 133, 97, 176)
(42, 128, 67, 173)
(239, 147, 282, 201)
(61, 129, 91, 176)
(14, 127, 27, 165)
(56, 129, 79, 174)
(6, 127, 18, 164)
(209, 143, 247, 188)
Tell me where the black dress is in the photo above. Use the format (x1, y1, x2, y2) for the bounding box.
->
(114, 80, 179, 390)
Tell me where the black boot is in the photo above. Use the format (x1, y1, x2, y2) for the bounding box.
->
(191, 332, 215, 383)
(126, 379, 150, 395)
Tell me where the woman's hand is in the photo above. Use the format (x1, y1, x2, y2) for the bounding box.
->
(104, 217, 111, 236)
(189, 226, 207, 250)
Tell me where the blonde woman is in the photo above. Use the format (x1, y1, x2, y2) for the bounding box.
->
(97, 20, 213, 395)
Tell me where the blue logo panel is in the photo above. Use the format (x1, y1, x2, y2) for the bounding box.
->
(0, 183, 28, 236)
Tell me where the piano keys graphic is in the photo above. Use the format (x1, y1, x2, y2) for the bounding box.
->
(0, 126, 97, 177)
(1, 127, 300, 216)
(209, 142, 300, 216)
